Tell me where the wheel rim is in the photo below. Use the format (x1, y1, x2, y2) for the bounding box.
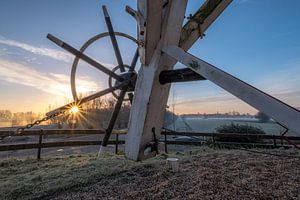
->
(70, 32, 138, 102)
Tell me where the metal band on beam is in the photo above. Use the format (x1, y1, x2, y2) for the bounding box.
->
(179, 0, 232, 50)
(159, 68, 206, 84)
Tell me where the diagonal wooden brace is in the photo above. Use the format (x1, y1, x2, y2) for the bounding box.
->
(162, 45, 300, 134)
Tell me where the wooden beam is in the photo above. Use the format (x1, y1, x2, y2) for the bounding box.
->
(125, 0, 187, 160)
(162, 45, 300, 134)
(137, 0, 163, 65)
(125, 0, 232, 161)
(0, 140, 124, 152)
(0, 129, 126, 138)
(2, 129, 300, 140)
(179, 0, 232, 50)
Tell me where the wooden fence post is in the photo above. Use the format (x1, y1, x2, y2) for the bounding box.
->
(164, 133, 168, 153)
(115, 133, 119, 154)
(37, 129, 43, 160)
(212, 133, 216, 149)
(273, 135, 277, 148)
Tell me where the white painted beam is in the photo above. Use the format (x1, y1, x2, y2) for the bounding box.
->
(162, 45, 300, 134)
(137, 0, 163, 65)
(125, 0, 232, 161)
(180, 0, 232, 50)
(125, 0, 187, 160)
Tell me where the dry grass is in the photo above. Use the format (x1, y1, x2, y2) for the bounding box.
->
(1, 148, 299, 200)
(0, 153, 138, 200)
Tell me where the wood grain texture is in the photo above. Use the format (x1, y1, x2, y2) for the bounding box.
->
(125, 0, 187, 160)
(125, 0, 233, 161)
(137, 0, 163, 65)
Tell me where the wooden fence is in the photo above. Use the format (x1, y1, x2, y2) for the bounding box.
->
(0, 129, 299, 159)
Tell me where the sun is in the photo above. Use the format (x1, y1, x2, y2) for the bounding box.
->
(70, 106, 79, 114)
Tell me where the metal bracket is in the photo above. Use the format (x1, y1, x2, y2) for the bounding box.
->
(159, 68, 206, 84)
(144, 127, 159, 155)
(125, 6, 146, 49)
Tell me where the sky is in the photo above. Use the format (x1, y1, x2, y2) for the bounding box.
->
(0, 0, 300, 115)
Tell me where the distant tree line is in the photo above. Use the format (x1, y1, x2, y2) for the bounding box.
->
(50, 97, 176, 129)
(0, 110, 12, 121)
(1, 96, 177, 129)
(181, 111, 252, 118)
(0, 110, 43, 126)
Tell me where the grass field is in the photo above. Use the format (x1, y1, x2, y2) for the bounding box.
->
(0, 148, 300, 200)
(0, 153, 138, 200)
(1, 148, 299, 200)
(169, 117, 295, 135)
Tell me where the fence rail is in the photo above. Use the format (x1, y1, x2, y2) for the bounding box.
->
(2, 129, 300, 139)
(0, 140, 125, 151)
(0, 129, 126, 137)
(0, 129, 299, 159)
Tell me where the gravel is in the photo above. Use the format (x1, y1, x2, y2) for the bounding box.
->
(50, 150, 300, 200)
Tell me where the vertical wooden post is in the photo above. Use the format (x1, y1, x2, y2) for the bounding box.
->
(212, 133, 215, 149)
(125, 0, 232, 161)
(164, 133, 168, 153)
(115, 133, 119, 154)
(137, 0, 163, 65)
(125, 0, 188, 161)
(273, 135, 277, 148)
(37, 129, 43, 160)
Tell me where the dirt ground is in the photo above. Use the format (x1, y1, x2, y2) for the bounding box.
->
(47, 150, 300, 200)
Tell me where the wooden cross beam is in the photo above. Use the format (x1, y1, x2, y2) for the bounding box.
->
(179, 0, 232, 50)
(125, 0, 232, 161)
(162, 45, 300, 134)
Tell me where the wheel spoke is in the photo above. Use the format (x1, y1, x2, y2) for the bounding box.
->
(101, 48, 139, 143)
(128, 48, 139, 103)
(129, 48, 139, 72)
(45, 78, 132, 117)
(47, 34, 123, 82)
(102, 6, 125, 72)
(101, 87, 127, 147)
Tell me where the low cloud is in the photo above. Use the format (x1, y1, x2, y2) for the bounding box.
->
(0, 58, 100, 98)
(0, 36, 72, 62)
(0, 36, 117, 69)
(176, 95, 234, 106)
(257, 66, 300, 95)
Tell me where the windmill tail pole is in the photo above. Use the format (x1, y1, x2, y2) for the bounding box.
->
(162, 45, 300, 135)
